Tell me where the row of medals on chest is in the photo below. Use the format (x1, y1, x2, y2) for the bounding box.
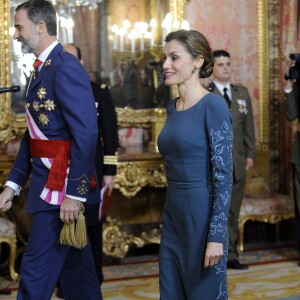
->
(26, 87, 55, 126)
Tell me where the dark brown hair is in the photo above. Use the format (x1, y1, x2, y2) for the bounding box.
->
(165, 29, 214, 79)
(16, 0, 57, 36)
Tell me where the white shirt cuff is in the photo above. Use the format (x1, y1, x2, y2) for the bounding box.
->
(66, 194, 86, 202)
(5, 181, 21, 196)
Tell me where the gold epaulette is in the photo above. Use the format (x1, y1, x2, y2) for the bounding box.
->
(104, 154, 118, 165)
(100, 84, 107, 89)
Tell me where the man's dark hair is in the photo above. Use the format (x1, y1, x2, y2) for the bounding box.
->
(16, 0, 57, 36)
(212, 50, 230, 59)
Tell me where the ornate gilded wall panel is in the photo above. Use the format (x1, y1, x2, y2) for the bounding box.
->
(0, 0, 27, 144)
(258, 0, 270, 151)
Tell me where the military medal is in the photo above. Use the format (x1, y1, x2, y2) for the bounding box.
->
(37, 87, 47, 99)
(38, 113, 49, 126)
(44, 99, 56, 111)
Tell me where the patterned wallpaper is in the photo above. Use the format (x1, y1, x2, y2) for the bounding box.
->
(184, 0, 260, 142)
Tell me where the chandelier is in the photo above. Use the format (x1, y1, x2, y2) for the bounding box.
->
(111, 13, 189, 64)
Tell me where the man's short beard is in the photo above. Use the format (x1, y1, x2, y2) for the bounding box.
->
(21, 43, 34, 54)
(21, 29, 39, 54)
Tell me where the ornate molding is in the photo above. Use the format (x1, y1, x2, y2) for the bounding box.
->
(114, 159, 166, 198)
(103, 217, 162, 258)
(102, 216, 145, 258)
(238, 211, 294, 253)
(116, 107, 165, 129)
(258, 0, 270, 148)
(0, 1, 27, 144)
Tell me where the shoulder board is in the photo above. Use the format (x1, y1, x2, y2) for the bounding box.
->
(100, 84, 107, 89)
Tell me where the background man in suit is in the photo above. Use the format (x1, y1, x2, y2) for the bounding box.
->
(284, 74, 300, 266)
(0, 1, 102, 299)
(62, 43, 118, 292)
(207, 49, 256, 269)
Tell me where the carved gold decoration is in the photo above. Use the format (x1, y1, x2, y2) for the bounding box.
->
(0, 233, 19, 281)
(140, 228, 161, 244)
(258, 0, 269, 150)
(102, 216, 145, 258)
(0, 0, 27, 144)
(116, 107, 154, 129)
(114, 160, 166, 198)
(237, 211, 294, 254)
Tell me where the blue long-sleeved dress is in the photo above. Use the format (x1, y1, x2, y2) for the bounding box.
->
(158, 93, 233, 300)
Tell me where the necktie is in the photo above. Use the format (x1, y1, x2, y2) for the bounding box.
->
(33, 59, 43, 74)
(223, 87, 231, 108)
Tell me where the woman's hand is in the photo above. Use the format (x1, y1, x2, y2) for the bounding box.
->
(204, 242, 224, 268)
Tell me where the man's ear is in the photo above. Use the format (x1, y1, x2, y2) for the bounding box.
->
(37, 21, 47, 34)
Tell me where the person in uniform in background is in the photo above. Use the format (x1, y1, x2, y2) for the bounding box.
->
(58, 43, 118, 298)
(207, 49, 255, 270)
(109, 69, 127, 108)
(284, 67, 300, 266)
(0, 1, 102, 299)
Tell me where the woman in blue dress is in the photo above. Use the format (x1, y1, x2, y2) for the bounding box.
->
(158, 29, 233, 300)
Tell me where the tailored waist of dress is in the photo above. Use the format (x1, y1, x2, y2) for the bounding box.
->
(167, 180, 209, 189)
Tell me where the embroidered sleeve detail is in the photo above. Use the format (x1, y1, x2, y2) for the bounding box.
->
(208, 120, 233, 242)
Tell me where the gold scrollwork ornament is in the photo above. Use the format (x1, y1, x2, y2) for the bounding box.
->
(102, 216, 145, 258)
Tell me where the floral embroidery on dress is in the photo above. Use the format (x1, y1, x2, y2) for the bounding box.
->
(208, 120, 233, 300)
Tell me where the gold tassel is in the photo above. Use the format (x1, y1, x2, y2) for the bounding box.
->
(74, 203, 87, 249)
(59, 203, 87, 249)
(59, 222, 78, 248)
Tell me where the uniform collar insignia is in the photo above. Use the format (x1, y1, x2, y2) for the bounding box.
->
(44, 59, 51, 68)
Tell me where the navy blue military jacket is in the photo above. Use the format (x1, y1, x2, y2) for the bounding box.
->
(8, 43, 100, 213)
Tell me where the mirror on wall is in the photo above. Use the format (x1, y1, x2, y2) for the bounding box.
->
(8, 0, 190, 114)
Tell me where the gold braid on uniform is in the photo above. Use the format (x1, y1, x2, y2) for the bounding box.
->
(104, 154, 118, 165)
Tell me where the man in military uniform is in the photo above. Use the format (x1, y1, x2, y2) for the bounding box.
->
(206, 50, 256, 269)
(284, 78, 300, 266)
(63, 43, 118, 286)
(0, 1, 102, 299)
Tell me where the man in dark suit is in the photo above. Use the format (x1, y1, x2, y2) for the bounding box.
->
(63, 43, 118, 286)
(0, 1, 102, 299)
(284, 78, 300, 266)
(206, 50, 256, 269)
